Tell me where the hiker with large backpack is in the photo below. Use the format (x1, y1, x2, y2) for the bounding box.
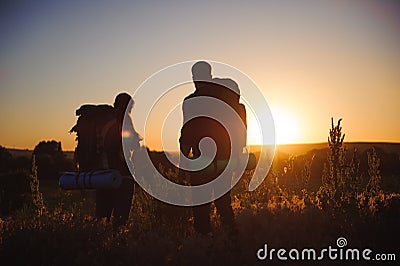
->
(96, 93, 141, 228)
(62, 92, 141, 228)
(179, 61, 248, 236)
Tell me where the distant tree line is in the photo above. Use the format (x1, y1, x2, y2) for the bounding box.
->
(0, 141, 75, 215)
(0, 141, 75, 177)
(0, 146, 31, 173)
(32, 140, 75, 180)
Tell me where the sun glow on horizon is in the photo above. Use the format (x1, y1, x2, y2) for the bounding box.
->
(271, 107, 301, 144)
(246, 106, 301, 146)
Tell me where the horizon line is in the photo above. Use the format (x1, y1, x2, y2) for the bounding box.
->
(4, 140, 400, 153)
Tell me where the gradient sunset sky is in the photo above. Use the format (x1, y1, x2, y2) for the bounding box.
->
(1, 0, 399, 151)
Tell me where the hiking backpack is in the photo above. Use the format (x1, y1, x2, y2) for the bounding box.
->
(69, 104, 117, 171)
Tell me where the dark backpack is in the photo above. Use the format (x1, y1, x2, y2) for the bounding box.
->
(69, 105, 117, 171)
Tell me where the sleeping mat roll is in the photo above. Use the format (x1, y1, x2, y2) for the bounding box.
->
(59, 170, 124, 190)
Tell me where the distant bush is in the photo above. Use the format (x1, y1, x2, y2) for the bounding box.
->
(0, 146, 13, 173)
(33, 140, 75, 180)
(0, 156, 44, 216)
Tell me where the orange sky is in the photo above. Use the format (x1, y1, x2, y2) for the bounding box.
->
(1, 1, 399, 151)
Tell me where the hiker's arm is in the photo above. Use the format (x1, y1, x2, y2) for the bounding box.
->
(132, 131, 142, 151)
(178, 100, 192, 184)
(179, 120, 192, 184)
(123, 116, 142, 152)
(238, 104, 247, 150)
(178, 142, 191, 184)
(180, 143, 191, 157)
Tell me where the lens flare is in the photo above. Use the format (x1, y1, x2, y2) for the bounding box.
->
(122, 130, 131, 138)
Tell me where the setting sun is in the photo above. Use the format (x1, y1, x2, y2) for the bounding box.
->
(245, 105, 301, 145)
(271, 107, 300, 144)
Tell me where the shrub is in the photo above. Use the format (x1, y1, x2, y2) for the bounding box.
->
(0, 171, 30, 216)
(0, 146, 13, 173)
(33, 140, 74, 180)
(28, 155, 44, 215)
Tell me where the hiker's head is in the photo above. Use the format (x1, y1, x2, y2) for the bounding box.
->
(114, 92, 133, 115)
(192, 61, 212, 82)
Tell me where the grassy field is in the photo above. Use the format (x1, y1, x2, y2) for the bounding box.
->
(1, 125, 400, 265)
(1, 173, 399, 265)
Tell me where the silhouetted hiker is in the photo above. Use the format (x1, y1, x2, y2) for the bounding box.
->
(96, 92, 141, 228)
(179, 61, 247, 235)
